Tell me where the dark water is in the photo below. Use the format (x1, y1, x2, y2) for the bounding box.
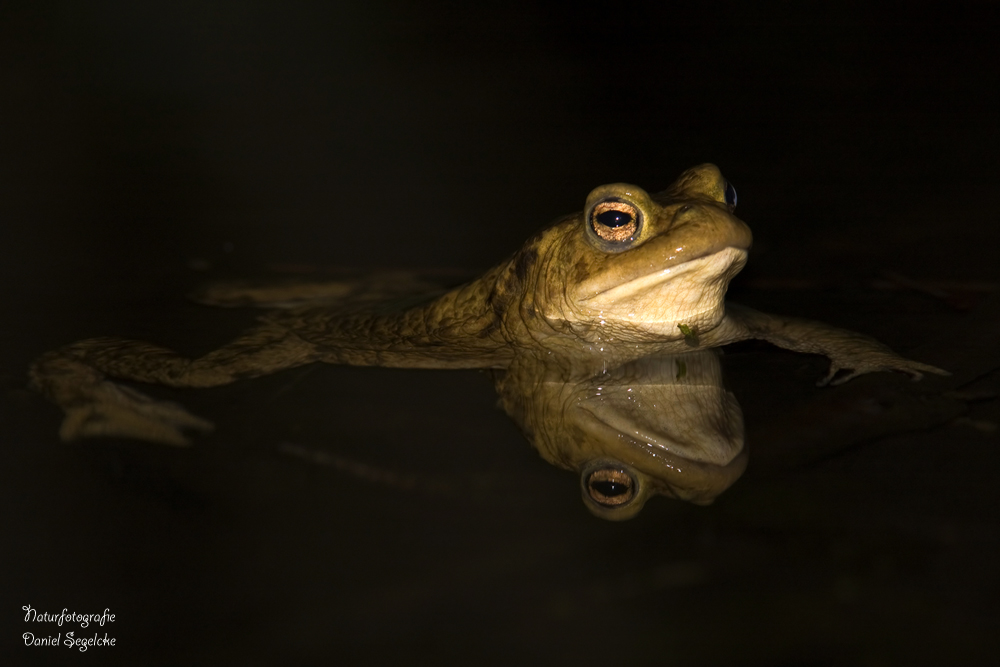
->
(3, 2, 999, 665)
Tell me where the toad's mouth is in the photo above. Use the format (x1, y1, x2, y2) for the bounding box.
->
(581, 247, 747, 305)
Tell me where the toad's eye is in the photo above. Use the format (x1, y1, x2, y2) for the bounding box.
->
(589, 199, 641, 244)
(725, 182, 738, 212)
(585, 466, 636, 508)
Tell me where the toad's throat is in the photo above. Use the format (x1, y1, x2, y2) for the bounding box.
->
(582, 247, 747, 304)
(582, 401, 743, 467)
(571, 247, 746, 328)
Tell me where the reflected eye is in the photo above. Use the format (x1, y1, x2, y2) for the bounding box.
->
(585, 467, 636, 507)
(589, 199, 641, 244)
(725, 182, 738, 212)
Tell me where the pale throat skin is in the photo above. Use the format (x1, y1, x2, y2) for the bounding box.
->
(30, 163, 948, 446)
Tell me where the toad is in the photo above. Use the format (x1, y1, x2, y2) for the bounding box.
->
(31, 164, 946, 449)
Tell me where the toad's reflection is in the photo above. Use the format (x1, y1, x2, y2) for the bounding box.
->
(494, 350, 746, 520)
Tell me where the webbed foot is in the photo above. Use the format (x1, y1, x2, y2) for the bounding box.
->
(58, 381, 214, 446)
(817, 355, 950, 387)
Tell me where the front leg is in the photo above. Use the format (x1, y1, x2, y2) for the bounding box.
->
(718, 302, 949, 386)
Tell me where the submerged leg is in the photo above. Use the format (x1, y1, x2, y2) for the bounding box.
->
(191, 271, 449, 309)
(30, 324, 318, 445)
(718, 303, 949, 386)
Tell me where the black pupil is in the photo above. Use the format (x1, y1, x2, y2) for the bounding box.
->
(596, 210, 633, 228)
(725, 182, 738, 209)
(591, 480, 629, 497)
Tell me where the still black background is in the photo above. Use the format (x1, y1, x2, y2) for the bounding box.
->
(2, 2, 998, 666)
